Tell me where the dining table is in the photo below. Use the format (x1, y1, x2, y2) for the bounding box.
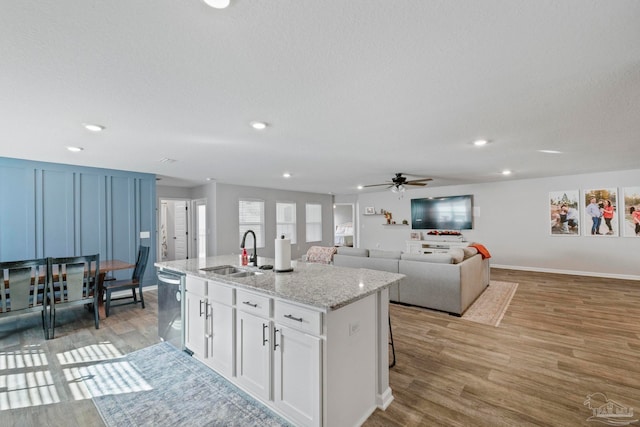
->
(94, 259, 135, 316)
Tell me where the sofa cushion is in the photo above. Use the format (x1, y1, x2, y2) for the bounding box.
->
(369, 249, 402, 259)
(449, 248, 465, 264)
(462, 246, 478, 259)
(400, 253, 454, 264)
(336, 247, 369, 257)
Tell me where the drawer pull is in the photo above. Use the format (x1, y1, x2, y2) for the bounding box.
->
(284, 314, 303, 322)
(262, 323, 269, 346)
(243, 301, 258, 308)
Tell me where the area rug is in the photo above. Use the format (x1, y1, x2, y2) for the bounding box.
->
(91, 342, 292, 427)
(461, 281, 518, 327)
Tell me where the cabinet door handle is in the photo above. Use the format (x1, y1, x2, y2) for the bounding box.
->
(243, 301, 258, 308)
(205, 302, 211, 320)
(199, 299, 205, 317)
(273, 328, 280, 351)
(284, 314, 303, 322)
(262, 323, 269, 346)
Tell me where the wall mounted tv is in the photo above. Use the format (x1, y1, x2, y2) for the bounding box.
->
(410, 195, 474, 230)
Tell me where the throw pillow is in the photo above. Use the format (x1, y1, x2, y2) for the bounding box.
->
(449, 248, 465, 264)
(462, 246, 478, 259)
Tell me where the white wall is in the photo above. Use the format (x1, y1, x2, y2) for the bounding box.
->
(214, 183, 334, 260)
(357, 168, 640, 280)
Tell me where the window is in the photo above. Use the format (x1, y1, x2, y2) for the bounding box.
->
(239, 199, 265, 248)
(305, 203, 322, 242)
(276, 202, 297, 244)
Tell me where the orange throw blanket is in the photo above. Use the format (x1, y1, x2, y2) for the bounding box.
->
(469, 243, 491, 259)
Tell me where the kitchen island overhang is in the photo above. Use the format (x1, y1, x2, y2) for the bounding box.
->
(156, 255, 404, 427)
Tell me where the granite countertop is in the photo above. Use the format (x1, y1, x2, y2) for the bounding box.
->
(155, 255, 404, 311)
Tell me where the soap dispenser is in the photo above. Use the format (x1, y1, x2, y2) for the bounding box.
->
(241, 248, 248, 266)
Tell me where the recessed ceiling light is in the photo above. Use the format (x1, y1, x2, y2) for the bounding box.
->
(538, 149, 563, 154)
(357, 185, 364, 190)
(203, 0, 230, 8)
(250, 121, 268, 130)
(66, 146, 84, 152)
(502, 169, 512, 176)
(282, 172, 291, 178)
(83, 123, 105, 132)
(159, 158, 177, 164)
(473, 139, 489, 146)
(205, 177, 215, 181)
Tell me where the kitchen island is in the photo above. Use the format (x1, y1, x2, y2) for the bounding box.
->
(155, 254, 404, 427)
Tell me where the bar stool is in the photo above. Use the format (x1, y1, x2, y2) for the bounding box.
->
(389, 316, 396, 368)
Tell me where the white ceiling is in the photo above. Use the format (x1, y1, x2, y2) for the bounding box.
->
(1, 1, 639, 194)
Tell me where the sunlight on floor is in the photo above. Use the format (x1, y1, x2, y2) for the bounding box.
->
(0, 370, 60, 410)
(56, 342, 124, 365)
(0, 341, 151, 411)
(0, 345, 48, 370)
(0, 345, 59, 410)
(63, 361, 153, 400)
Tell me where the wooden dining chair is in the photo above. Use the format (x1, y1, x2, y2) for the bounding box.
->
(47, 254, 100, 338)
(0, 258, 50, 339)
(104, 246, 150, 317)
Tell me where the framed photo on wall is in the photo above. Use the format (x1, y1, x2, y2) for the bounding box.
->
(364, 206, 375, 215)
(583, 188, 619, 237)
(549, 190, 580, 235)
(621, 186, 640, 237)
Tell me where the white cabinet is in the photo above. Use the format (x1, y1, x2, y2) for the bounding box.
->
(186, 276, 235, 378)
(235, 290, 323, 427)
(185, 277, 207, 358)
(236, 307, 272, 400)
(273, 325, 321, 426)
(183, 273, 384, 427)
(205, 282, 235, 378)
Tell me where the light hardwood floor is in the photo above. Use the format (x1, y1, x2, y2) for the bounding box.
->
(1, 269, 639, 426)
(365, 269, 640, 427)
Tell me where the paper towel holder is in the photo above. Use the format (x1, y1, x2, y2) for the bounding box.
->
(275, 235, 294, 273)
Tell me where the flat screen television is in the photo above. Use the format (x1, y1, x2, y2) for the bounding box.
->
(411, 195, 473, 230)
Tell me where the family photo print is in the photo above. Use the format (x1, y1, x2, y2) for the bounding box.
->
(583, 188, 619, 237)
(549, 190, 580, 235)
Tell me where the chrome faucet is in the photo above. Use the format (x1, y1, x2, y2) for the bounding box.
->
(240, 230, 258, 266)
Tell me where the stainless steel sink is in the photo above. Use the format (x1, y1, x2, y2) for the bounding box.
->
(200, 265, 263, 278)
(200, 265, 242, 275)
(230, 270, 264, 278)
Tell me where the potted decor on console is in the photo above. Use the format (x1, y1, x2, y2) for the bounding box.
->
(425, 230, 465, 241)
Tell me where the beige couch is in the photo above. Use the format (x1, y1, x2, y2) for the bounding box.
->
(332, 246, 490, 315)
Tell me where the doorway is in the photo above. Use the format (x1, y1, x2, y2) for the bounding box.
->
(159, 199, 189, 261)
(333, 203, 354, 247)
(159, 198, 208, 261)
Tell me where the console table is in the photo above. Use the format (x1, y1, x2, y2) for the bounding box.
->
(405, 239, 469, 254)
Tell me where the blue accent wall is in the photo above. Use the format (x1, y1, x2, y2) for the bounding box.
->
(0, 157, 156, 285)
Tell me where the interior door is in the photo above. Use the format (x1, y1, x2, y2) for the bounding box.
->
(174, 201, 188, 260)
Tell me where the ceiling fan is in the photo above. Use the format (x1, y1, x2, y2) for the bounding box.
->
(363, 173, 433, 193)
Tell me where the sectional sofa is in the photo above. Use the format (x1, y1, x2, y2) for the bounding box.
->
(332, 246, 490, 315)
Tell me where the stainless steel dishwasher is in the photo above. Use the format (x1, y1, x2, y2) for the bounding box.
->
(157, 268, 185, 350)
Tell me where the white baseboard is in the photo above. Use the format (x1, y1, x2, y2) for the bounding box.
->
(491, 264, 640, 281)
